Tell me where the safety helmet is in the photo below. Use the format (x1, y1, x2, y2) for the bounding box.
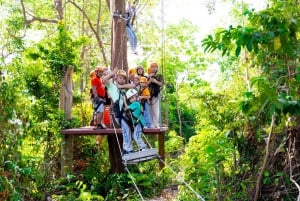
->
(89, 70, 96, 78)
(126, 89, 138, 99)
(116, 69, 127, 78)
(150, 62, 158, 68)
(95, 66, 104, 72)
(140, 77, 147, 83)
(128, 68, 136, 75)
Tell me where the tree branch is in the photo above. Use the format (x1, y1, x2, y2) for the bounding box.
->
(9, 0, 59, 39)
(287, 136, 300, 200)
(67, 0, 108, 66)
(254, 114, 276, 201)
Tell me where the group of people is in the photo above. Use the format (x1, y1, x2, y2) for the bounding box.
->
(90, 62, 164, 155)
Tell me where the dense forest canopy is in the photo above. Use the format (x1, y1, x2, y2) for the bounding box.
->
(2, 0, 300, 200)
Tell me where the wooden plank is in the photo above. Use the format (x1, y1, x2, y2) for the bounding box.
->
(60, 126, 168, 135)
(122, 148, 159, 165)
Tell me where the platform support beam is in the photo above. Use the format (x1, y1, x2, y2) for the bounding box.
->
(158, 132, 165, 169)
(108, 135, 124, 173)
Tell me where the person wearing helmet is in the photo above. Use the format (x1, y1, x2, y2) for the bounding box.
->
(139, 76, 152, 128)
(148, 62, 164, 128)
(103, 68, 136, 155)
(123, 88, 148, 151)
(133, 75, 141, 91)
(91, 66, 106, 129)
(128, 68, 136, 84)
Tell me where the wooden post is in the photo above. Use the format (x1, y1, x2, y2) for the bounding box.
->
(60, 67, 74, 177)
(110, 0, 128, 173)
(107, 135, 124, 173)
(158, 133, 165, 169)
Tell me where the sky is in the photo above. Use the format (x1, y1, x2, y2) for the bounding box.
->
(160, 0, 268, 85)
(163, 0, 268, 35)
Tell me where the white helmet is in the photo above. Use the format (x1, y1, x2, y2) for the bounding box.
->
(126, 89, 138, 99)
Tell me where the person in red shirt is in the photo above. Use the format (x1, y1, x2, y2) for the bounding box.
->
(91, 66, 106, 129)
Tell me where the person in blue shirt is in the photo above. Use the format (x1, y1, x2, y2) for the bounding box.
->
(123, 88, 148, 152)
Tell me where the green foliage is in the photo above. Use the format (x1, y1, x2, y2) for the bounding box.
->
(38, 22, 81, 79)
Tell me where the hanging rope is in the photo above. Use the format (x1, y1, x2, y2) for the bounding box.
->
(111, 112, 123, 156)
(160, 0, 168, 128)
(158, 159, 206, 201)
(110, 109, 205, 200)
(125, 166, 146, 201)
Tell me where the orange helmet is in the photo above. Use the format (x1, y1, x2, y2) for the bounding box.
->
(140, 77, 147, 83)
(95, 66, 104, 72)
(117, 69, 127, 78)
(89, 70, 96, 78)
(150, 62, 158, 68)
(128, 68, 136, 75)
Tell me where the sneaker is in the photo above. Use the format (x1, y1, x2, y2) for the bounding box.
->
(131, 50, 138, 55)
(93, 124, 105, 130)
(100, 123, 107, 129)
(122, 150, 134, 155)
(139, 147, 148, 151)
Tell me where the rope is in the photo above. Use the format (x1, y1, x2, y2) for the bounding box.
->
(111, 112, 123, 156)
(158, 158, 206, 201)
(125, 166, 146, 200)
(111, 109, 205, 200)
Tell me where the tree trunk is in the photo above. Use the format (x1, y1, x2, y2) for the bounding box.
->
(60, 67, 74, 177)
(110, 0, 128, 72)
(109, 0, 127, 173)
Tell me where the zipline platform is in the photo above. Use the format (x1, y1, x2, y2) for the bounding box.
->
(60, 126, 168, 174)
(61, 126, 168, 135)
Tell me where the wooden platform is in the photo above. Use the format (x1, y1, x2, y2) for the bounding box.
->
(61, 126, 168, 135)
(60, 126, 168, 174)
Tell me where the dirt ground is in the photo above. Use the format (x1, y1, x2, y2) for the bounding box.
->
(146, 186, 178, 201)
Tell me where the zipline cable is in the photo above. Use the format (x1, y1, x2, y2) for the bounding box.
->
(158, 158, 206, 201)
(111, 112, 205, 200)
(124, 166, 146, 201)
(111, 112, 149, 201)
(111, 112, 124, 157)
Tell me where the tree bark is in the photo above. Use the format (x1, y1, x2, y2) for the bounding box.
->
(60, 67, 74, 177)
(254, 114, 276, 201)
(67, 0, 108, 66)
(110, 0, 128, 72)
(109, 0, 127, 173)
